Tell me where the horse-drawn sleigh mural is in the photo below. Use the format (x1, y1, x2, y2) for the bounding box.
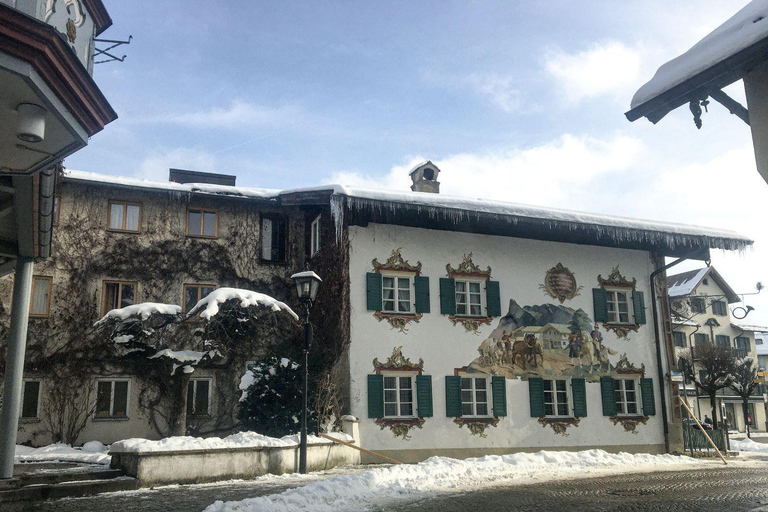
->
(468, 297, 638, 382)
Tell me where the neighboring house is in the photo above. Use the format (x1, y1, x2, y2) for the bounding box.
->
(0, 163, 755, 461)
(667, 267, 767, 432)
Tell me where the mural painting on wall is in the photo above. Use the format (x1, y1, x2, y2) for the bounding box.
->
(468, 298, 642, 383)
(540, 263, 583, 304)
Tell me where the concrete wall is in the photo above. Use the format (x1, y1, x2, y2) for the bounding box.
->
(110, 440, 361, 487)
(347, 223, 665, 462)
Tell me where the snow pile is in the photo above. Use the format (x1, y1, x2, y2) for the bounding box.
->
(15, 443, 111, 464)
(95, 303, 181, 325)
(204, 449, 693, 512)
(731, 438, 768, 452)
(187, 288, 298, 321)
(631, 0, 768, 108)
(110, 431, 353, 453)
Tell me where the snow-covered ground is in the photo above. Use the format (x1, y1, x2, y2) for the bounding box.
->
(204, 450, 698, 512)
(15, 441, 111, 464)
(731, 437, 768, 452)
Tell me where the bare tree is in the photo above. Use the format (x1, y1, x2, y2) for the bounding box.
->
(686, 341, 734, 429)
(729, 356, 760, 438)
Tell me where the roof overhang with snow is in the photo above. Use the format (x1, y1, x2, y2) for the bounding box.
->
(668, 266, 741, 302)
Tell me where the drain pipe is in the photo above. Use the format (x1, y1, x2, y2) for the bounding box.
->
(688, 324, 703, 420)
(649, 249, 707, 453)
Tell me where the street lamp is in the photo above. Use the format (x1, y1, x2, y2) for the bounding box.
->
(291, 270, 322, 474)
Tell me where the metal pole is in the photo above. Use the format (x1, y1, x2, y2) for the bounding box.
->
(299, 302, 311, 474)
(0, 257, 35, 479)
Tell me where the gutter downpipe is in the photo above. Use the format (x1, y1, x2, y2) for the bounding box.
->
(688, 324, 703, 421)
(650, 248, 706, 454)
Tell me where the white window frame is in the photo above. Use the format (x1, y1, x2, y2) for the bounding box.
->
(381, 273, 413, 314)
(310, 215, 321, 257)
(382, 372, 416, 418)
(20, 379, 42, 420)
(454, 278, 485, 317)
(543, 378, 572, 418)
(460, 375, 491, 418)
(614, 377, 640, 417)
(94, 379, 130, 419)
(187, 378, 213, 417)
(605, 287, 633, 324)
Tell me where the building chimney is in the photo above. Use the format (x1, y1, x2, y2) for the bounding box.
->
(409, 161, 440, 193)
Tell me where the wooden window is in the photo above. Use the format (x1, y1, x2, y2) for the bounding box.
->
(383, 374, 415, 418)
(20, 380, 41, 419)
(310, 215, 321, 257)
(108, 201, 141, 232)
(711, 300, 728, 316)
(693, 332, 709, 345)
(715, 334, 731, 347)
(382, 275, 412, 314)
(29, 276, 52, 317)
(735, 336, 750, 350)
(187, 208, 218, 238)
(672, 331, 686, 348)
(689, 297, 706, 314)
(460, 376, 490, 417)
(102, 281, 137, 315)
(455, 279, 484, 317)
(543, 378, 571, 417)
(183, 284, 217, 314)
(261, 215, 287, 262)
(613, 378, 639, 416)
(95, 380, 129, 419)
(187, 378, 212, 417)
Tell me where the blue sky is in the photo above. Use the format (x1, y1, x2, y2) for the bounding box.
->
(70, 1, 768, 326)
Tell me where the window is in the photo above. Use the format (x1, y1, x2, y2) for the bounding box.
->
(693, 333, 709, 346)
(20, 380, 41, 420)
(187, 378, 211, 417)
(382, 275, 412, 314)
(310, 215, 321, 257)
(689, 297, 706, 314)
(383, 374, 414, 417)
(614, 378, 639, 416)
(108, 201, 141, 232)
(711, 300, 728, 316)
(543, 379, 571, 417)
(703, 278, 709, 285)
(672, 331, 686, 348)
(261, 215, 287, 262)
(102, 281, 136, 315)
(184, 284, 216, 314)
(95, 380, 129, 419)
(715, 334, 731, 347)
(605, 289, 631, 324)
(455, 279, 483, 317)
(52, 195, 60, 226)
(29, 276, 52, 317)
(735, 336, 751, 351)
(187, 208, 217, 238)
(461, 377, 490, 417)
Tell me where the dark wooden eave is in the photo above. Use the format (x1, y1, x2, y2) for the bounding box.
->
(0, 4, 117, 136)
(81, 0, 113, 36)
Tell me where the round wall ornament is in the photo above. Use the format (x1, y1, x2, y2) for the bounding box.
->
(540, 263, 583, 303)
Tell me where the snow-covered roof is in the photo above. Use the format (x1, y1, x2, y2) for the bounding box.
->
(667, 266, 741, 302)
(671, 317, 699, 327)
(627, 1, 768, 122)
(732, 323, 768, 332)
(408, 160, 433, 176)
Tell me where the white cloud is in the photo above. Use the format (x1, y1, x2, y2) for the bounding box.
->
(136, 147, 218, 180)
(465, 74, 524, 113)
(143, 101, 305, 130)
(545, 41, 643, 104)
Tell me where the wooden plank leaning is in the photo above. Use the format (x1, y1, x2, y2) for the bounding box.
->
(678, 397, 727, 465)
(317, 432, 403, 465)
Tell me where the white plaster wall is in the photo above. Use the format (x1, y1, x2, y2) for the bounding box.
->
(347, 223, 664, 457)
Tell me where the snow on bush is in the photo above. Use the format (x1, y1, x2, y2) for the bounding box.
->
(95, 303, 181, 325)
(187, 288, 298, 321)
(110, 431, 353, 453)
(204, 449, 694, 512)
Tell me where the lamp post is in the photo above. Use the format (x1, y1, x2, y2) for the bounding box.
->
(290, 271, 322, 475)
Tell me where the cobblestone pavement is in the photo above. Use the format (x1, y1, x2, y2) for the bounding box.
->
(376, 464, 768, 512)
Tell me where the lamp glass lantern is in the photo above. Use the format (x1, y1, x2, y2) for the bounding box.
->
(291, 271, 322, 302)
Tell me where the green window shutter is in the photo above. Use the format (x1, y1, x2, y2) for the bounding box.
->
(640, 378, 656, 416)
(367, 374, 384, 418)
(571, 378, 587, 418)
(528, 378, 545, 417)
(632, 291, 646, 325)
(366, 273, 382, 311)
(600, 377, 617, 416)
(445, 375, 462, 417)
(485, 280, 502, 317)
(492, 376, 507, 417)
(439, 278, 457, 315)
(414, 276, 431, 314)
(416, 374, 433, 417)
(593, 288, 609, 323)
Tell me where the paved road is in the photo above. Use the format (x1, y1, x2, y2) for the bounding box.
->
(8, 458, 768, 512)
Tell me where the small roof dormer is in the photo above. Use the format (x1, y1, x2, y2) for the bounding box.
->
(409, 160, 441, 194)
